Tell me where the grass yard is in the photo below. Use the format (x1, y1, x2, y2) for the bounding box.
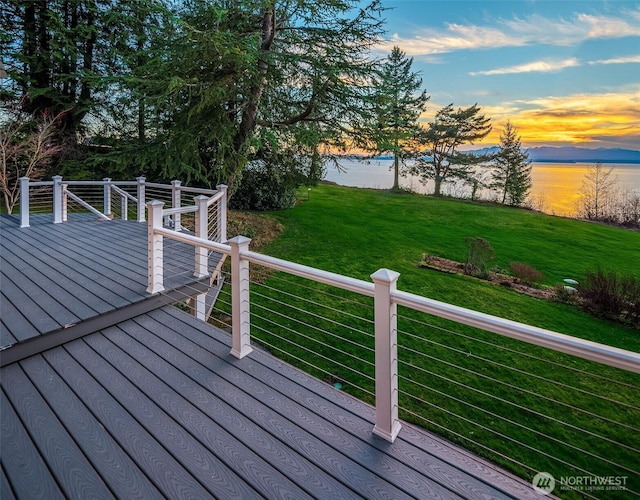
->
(264, 184, 640, 349)
(224, 184, 640, 497)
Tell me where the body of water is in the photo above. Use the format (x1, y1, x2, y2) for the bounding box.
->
(323, 159, 640, 217)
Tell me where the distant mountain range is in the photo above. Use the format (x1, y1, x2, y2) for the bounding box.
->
(469, 146, 640, 163)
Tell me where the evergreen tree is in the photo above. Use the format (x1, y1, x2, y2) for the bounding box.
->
(369, 46, 429, 190)
(410, 104, 491, 196)
(491, 121, 531, 206)
(110, 0, 386, 193)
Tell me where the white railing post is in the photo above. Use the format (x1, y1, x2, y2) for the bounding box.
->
(146, 200, 165, 294)
(171, 180, 181, 230)
(121, 195, 128, 221)
(229, 236, 253, 359)
(216, 184, 228, 242)
(53, 175, 63, 223)
(194, 195, 209, 278)
(137, 176, 146, 222)
(61, 184, 68, 222)
(103, 178, 111, 217)
(371, 268, 402, 443)
(193, 196, 210, 320)
(19, 177, 30, 228)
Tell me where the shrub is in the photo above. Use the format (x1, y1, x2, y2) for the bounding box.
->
(464, 237, 494, 278)
(509, 262, 544, 286)
(552, 283, 578, 305)
(229, 164, 297, 211)
(578, 269, 640, 325)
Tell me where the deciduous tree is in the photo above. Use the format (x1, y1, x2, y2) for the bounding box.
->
(576, 163, 618, 221)
(0, 104, 63, 213)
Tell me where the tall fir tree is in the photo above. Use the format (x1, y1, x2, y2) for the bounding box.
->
(369, 46, 429, 190)
(491, 121, 531, 206)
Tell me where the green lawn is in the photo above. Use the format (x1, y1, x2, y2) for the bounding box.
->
(263, 184, 640, 350)
(224, 184, 639, 497)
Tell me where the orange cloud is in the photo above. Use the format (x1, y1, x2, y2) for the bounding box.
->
(465, 88, 640, 148)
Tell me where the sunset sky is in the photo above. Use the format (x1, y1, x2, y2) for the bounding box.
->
(373, 0, 640, 150)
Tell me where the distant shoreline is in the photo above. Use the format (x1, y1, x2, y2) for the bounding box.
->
(335, 155, 640, 165)
(532, 160, 640, 165)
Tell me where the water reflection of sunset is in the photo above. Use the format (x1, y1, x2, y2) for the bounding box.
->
(530, 165, 592, 216)
(507, 163, 640, 217)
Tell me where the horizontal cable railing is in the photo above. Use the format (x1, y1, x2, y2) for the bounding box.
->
(146, 201, 640, 497)
(396, 311, 639, 499)
(17, 176, 226, 240)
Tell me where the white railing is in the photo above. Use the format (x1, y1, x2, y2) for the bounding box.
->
(18, 176, 227, 242)
(146, 197, 640, 466)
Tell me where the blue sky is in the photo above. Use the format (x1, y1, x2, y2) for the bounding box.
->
(371, 0, 640, 149)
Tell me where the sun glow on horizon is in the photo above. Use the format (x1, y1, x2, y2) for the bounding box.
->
(418, 88, 640, 150)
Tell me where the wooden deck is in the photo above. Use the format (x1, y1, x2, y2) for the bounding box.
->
(0, 213, 538, 499)
(0, 213, 218, 353)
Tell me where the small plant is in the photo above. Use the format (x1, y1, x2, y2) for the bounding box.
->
(464, 237, 494, 278)
(553, 283, 578, 305)
(509, 262, 544, 287)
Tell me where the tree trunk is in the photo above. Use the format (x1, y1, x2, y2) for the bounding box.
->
(393, 153, 399, 190)
(229, 6, 275, 191)
(434, 176, 442, 196)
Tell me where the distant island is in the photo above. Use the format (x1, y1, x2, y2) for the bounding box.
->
(469, 146, 640, 164)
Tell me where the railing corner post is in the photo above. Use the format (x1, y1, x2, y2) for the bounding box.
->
(229, 235, 253, 359)
(146, 200, 165, 294)
(19, 176, 30, 228)
(216, 184, 228, 242)
(137, 176, 146, 222)
(52, 175, 63, 224)
(371, 268, 402, 443)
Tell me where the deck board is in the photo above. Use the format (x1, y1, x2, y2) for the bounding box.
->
(0, 389, 64, 500)
(41, 346, 222, 499)
(21, 353, 163, 500)
(0, 464, 16, 500)
(105, 317, 367, 499)
(2, 364, 110, 498)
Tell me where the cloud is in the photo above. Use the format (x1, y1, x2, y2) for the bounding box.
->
(477, 88, 640, 147)
(470, 54, 639, 77)
(470, 58, 580, 76)
(377, 9, 640, 56)
(588, 55, 640, 65)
